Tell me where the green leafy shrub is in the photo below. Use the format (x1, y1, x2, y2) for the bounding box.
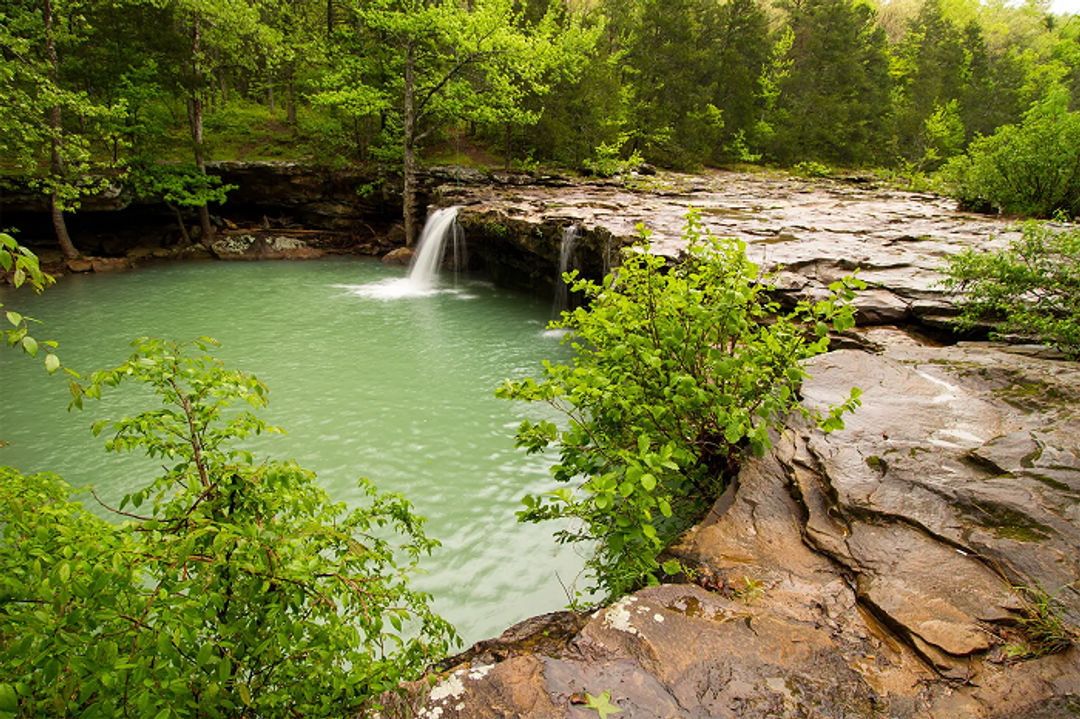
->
(942, 221, 1080, 359)
(498, 212, 863, 600)
(792, 160, 832, 178)
(0, 337, 456, 717)
(940, 96, 1080, 219)
(583, 136, 644, 178)
(1, 232, 64, 375)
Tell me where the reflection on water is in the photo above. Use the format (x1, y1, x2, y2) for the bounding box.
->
(0, 257, 584, 644)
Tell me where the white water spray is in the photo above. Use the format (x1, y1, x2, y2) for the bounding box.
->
(345, 206, 463, 299)
(407, 206, 463, 289)
(552, 224, 581, 316)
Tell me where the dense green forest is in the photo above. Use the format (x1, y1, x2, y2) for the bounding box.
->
(2, 0, 1079, 253)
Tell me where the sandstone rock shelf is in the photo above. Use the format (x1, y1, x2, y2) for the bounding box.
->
(399, 329, 1080, 718)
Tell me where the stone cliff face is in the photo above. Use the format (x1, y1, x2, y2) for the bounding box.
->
(2, 162, 409, 265)
(439, 169, 1031, 331)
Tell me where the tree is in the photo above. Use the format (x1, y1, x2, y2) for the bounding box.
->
(127, 160, 236, 246)
(767, 0, 892, 166)
(0, 337, 457, 716)
(941, 92, 1080, 218)
(891, 0, 967, 163)
(317, 0, 575, 245)
(594, 0, 769, 170)
(157, 0, 273, 243)
(498, 212, 863, 599)
(0, 0, 120, 259)
(523, 6, 624, 169)
(470, 1, 600, 171)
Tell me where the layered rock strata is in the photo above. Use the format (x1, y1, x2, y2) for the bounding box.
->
(398, 329, 1080, 718)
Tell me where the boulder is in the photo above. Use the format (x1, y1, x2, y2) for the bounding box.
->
(381, 247, 414, 266)
(90, 257, 131, 273)
(65, 257, 93, 273)
(209, 233, 323, 261)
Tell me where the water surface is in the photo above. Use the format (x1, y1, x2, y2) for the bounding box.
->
(0, 257, 584, 644)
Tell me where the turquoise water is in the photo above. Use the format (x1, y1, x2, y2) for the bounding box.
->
(0, 257, 584, 644)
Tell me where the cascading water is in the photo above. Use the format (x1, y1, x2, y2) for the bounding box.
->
(407, 206, 463, 289)
(552, 224, 581, 317)
(349, 206, 463, 299)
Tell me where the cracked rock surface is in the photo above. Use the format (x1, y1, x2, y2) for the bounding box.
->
(390, 328, 1080, 719)
(444, 169, 1037, 327)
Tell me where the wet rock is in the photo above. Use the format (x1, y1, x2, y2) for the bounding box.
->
(90, 257, 131, 273)
(443, 170, 1022, 328)
(405, 328, 1080, 718)
(209, 233, 323, 261)
(381, 247, 414, 266)
(65, 257, 93, 273)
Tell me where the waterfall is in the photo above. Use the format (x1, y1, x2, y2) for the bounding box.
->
(346, 206, 464, 299)
(408, 206, 463, 289)
(552, 224, 581, 316)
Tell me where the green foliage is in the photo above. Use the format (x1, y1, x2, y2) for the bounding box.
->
(498, 211, 863, 600)
(941, 220, 1080, 359)
(767, 0, 892, 166)
(940, 95, 1080, 218)
(583, 137, 643, 178)
(598, 0, 770, 170)
(0, 233, 65, 375)
(127, 159, 235, 210)
(0, 337, 456, 717)
(792, 160, 832, 178)
(1004, 583, 1076, 659)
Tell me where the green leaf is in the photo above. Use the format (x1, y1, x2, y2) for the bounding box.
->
(0, 683, 18, 712)
(44, 353, 60, 374)
(585, 690, 621, 718)
(661, 559, 682, 576)
(197, 643, 213, 667)
(21, 335, 38, 357)
(640, 473, 657, 492)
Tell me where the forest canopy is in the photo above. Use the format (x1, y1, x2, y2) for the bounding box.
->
(1, 0, 1079, 248)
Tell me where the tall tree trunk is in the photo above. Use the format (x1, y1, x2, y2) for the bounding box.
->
(326, 0, 334, 38)
(189, 11, 215, 244)
(169, 203, 193, 247)
(505, 123, 512, 171)
(286, 67, 297, 125)
(267, 64, 275, 115)
(403, 43, 418, 247)
(44, 0, 79, 259)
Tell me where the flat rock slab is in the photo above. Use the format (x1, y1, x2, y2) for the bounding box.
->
(443, 170, 1039, 324)
(402, 329, 1080, 719)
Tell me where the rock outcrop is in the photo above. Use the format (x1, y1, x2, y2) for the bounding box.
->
(441, 169, 1040, 330)
(398, 329, 1080, 718)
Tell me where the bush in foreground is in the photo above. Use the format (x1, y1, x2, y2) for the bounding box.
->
(0, 338, 455, 717)
(498, 212, 863, 600)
